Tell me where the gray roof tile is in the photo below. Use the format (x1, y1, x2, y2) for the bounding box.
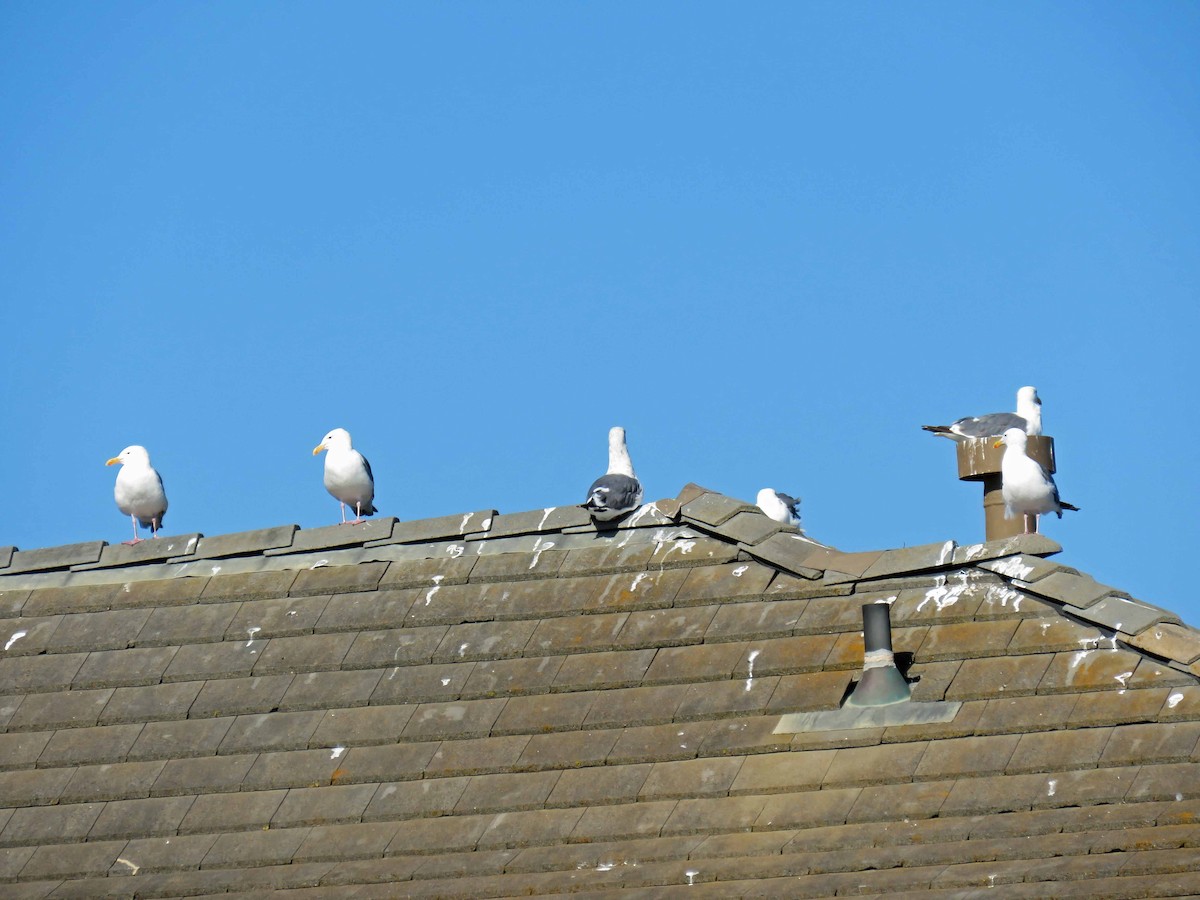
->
(175, 525, 298, 561)
(6, 542, 106, 575)
(73, 534, 202, 571)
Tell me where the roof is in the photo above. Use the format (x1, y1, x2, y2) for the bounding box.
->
(1, 483, 1198, 898)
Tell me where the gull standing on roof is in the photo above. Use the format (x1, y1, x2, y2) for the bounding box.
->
(994, 427, 1078, 532)
(313, 428, 377, 524)
(582, 426, 643, 521)
(756, 488, 802, 529)
(105, 445, 168, 544)
(923, 386, 1042, 441)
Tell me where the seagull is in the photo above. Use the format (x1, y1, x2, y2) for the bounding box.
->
(923, 386, 1042, 441)
(756, 488, 802, 529)
(582, 426, 643, 521)
(313, 428, 377, 524)
(105, 445, 168, 544)
(994, 427, 1078, 532)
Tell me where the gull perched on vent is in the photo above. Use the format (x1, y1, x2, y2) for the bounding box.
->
(994, 427, 1078, 532)
(582, 426, 643, 521)
(923, 386, 1042, 441)
(756, 488, 802, 529)
(105, 445, 168, 544)
(313, 428, 377, 524)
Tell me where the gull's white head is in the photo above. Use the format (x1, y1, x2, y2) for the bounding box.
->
(313, 428, 353, 456)
(756, 488, 777, 507)
(1015, 386, 1042, 435)
(606, 426, 635, 477)
(106, 445, 151, 467)
(994, 427, 1028, 450)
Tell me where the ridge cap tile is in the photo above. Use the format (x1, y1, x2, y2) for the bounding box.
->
(71, 533, 205, 571)
(265, 518, 398, 555)
(173, 525, 299, 562)
(367, 510, 497, 547)
(952, 533, 1062, 566)
(6, 541, 107, 574)
(0, 546, 14, 569)
(680, 492, 759, 527)
(861, 541, 959, 580)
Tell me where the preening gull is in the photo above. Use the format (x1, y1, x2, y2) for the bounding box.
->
(313, 428, 377, 524)
(105, 445, 168, 544)
(757, 488, 802, 529)
(582, 426, 643, 521)
(994, 427, 1078, 532)
(923, 386, 1042, 441)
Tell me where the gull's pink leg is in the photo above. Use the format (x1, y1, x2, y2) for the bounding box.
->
(123, 515, 144, 546)
(340, 502, 348, 524)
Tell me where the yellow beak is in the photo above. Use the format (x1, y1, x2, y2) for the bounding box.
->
(312, 443, 326, 456)
(105, 457, 121, 466)
(993, 439, 1004, 449)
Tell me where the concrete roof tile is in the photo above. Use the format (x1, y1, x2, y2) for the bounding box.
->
(127, 717, 233, 762)
(582, 684, 688, 730)
(279, 668, 384, 712)
(288, 561, 388, 597)
(251, 631, 356, 675)
(374, 510, 496, 545)
(266, 519, 397, 556)
(228, 594, 330, 638)
(433, 619, 539, 663)
(18, 583, 124, 617)
(177, 526, 298, 561)
(73, 646, 177, 689)
(479, 808, 586, 850)
(0, 652, 88, 693)
(75, 534, 203, 571)
(0, 766, 72, 806)
(200, 569, 298, 602)
(88, 795, 195, 841)
(0, 730, 52, 769)
(18, 840, 128, 881)
(6, 542, 106, 575)
(58, 760, 167, 804)
(516, 728, 620, 771)
(1065, 594, 1181, 635)
(743, 533, 827, 578)
(7, 686, 113, 731)
(189, 674, 294, 719)
(1127, 622, 1200, 665)
(711, 511, 785, 546)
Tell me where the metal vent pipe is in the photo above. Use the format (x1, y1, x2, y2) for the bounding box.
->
(844, 603, 911, 707)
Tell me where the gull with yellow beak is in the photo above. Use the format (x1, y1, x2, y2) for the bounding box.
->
(105, 445, 168, 544)
(313, 428, 377, 524)
(994, 427, 1078, 533)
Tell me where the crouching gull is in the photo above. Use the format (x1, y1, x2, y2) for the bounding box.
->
(994, 427, 1078, 532)
(105, 445, 168, 544)
(582, 426, 643, 521)
(757, 488, 802, 529)
(313, 428, 377, 524)
(923, 386, 1042, 441)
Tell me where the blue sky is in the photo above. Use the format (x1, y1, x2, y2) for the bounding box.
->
(2, 3, 1197, 623)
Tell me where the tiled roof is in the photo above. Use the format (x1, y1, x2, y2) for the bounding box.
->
(1, 484, 1198, 898)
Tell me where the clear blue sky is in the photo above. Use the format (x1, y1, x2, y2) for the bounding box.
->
(2, 3, 1197, 624)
